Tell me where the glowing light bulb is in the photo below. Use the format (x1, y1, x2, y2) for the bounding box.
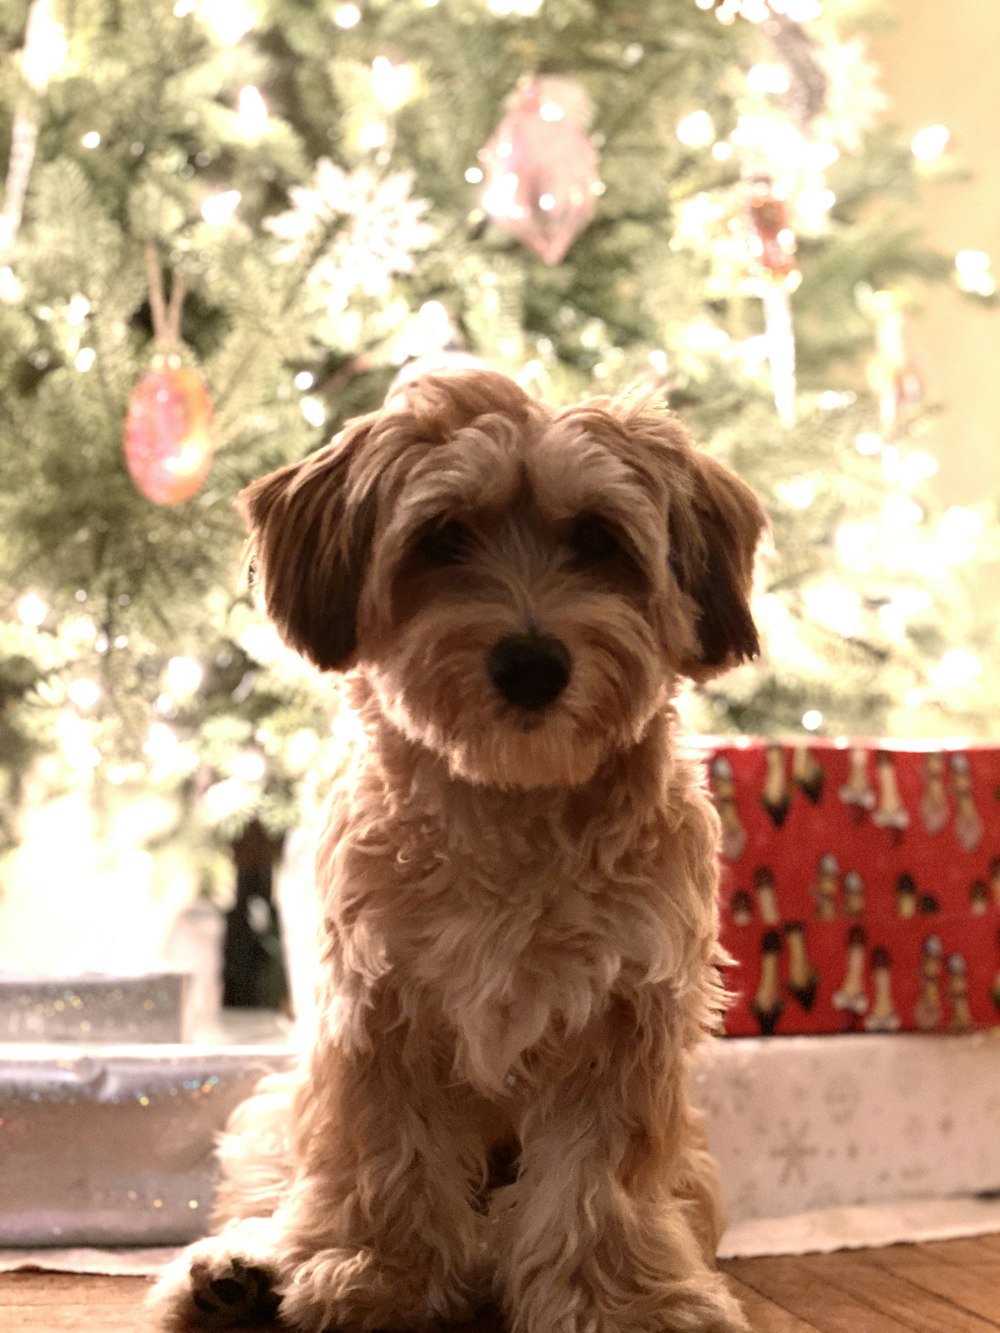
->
(231, 750, 267, 782)
(358, 121, 388, 150)
(198, 0, 256, 44)
(747, 64, 791, 95)
(66, 294, 90, 324)
(144, 722, 180, 762)
(371, 56, 413, 111)
(237, 86, 269, 137)
(0, 266, 23, 302)
(796, 187, 836, 230)
(301, 396, 326, 427)
(333, 2, 362, 26)
(855, 431, 883, 456)
(932, 649, 982, 690)
(802, 709, 824, 732)
(785, 0, 823, 20)
(81, 131, 101, 149)
(955, 250, 996, 297)
(74, 347, 96, 372)
(900, 450, 939, 487)
(740, 0, 771, 21)
(22, 0, 68, 91)
(817, 390, 854, 411)
(676, 110, 715, 148)
(17, 593, 48, 626)
(67, 678, 101, 711)
(164, 656, 203, 698)
(778, 477, 816, 510)
(200, 190, 241, 225)
(911, 124, 950, 161)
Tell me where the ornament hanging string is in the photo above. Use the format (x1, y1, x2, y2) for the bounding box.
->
(144, 239, 186, 349)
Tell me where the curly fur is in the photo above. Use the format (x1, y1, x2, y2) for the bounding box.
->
(150, 370, 766, 1333)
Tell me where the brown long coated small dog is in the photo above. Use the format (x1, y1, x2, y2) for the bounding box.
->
(152, 369, 765, 1333)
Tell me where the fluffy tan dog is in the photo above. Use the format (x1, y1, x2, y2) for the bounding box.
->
(152, 369, 765, 1333)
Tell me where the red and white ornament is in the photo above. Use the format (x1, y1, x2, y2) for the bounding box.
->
(124, 362, 215, 505)
(746, 176, 798, 279)
(478, 77, 601, 265)
(743, 177, 800, 425)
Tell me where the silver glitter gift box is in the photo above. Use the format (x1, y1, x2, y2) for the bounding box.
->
(0, 1019, 294, 1246)
(0, 972, 191, 1043)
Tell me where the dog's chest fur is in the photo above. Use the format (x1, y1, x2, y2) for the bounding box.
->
(322, 716, 717, 1097)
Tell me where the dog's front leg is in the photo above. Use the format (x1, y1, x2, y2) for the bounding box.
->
(498, 999, 747, 1333)
(152, 1023, 488, 1332)
(273, 1026, 489, 1333)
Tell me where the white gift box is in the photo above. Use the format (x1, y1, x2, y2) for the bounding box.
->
(694, 1031, 1000, 1252)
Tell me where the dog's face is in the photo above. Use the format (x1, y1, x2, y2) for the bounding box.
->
(240, 371, 765, 790)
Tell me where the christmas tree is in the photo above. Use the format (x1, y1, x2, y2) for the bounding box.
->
(1, 0, 996, 883)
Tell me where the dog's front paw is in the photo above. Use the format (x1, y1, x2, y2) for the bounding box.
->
(188, 1255, 279, 1328)
(278, 1245, 478, 1332)
(148, 1225, 282, 1331)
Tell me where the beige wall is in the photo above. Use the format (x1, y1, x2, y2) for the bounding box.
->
(873, 1, 1000, 504)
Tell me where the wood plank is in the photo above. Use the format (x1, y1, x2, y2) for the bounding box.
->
(0, 1273, 149, 1305)
(721, 1272, 821, 1332)
(6, 1309, 145, 1332)
(915, 1237, 1000, 1269)
(866, 1244, 1000, 1326)
(800, 1251, 999, 1333)
(3, 1245, 1000, 1333)
(723, 1255, 915, 1332)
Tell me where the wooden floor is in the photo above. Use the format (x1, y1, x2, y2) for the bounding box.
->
(2, 1236, 999, 1330)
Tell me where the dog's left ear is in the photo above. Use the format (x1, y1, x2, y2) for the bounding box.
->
(667, 449, 767, 679)
(606, 399, 767, 679)
(237, 416, 378, 672)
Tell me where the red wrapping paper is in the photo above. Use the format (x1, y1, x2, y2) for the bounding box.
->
(702, 740, 1000, 1037)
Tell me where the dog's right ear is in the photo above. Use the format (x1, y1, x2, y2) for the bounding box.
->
(237, 418, 377, 672)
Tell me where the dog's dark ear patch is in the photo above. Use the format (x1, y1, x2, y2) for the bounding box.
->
(668, 453, 767, 678)
(237, 419, 377, 672)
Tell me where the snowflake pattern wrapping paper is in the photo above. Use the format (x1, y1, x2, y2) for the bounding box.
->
(693, 1030, 1000, 1229)
(701, 739, 1000, 1038)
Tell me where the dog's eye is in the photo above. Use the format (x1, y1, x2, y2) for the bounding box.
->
(569, 515, 624, 566)
(418, 519, 474, 566)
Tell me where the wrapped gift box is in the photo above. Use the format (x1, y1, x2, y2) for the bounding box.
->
(0, 972, 191, 1043)
(701, 740, 1000, 1038)
(0, 1016, 293, 1247)
(3, 1022, 999, 1247)
(693, 1031, 1000, 1227)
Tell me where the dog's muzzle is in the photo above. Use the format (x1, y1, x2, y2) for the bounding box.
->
(488, 633, 572, 711)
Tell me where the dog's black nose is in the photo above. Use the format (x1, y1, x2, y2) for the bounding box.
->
(488, 634, 572, 710)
